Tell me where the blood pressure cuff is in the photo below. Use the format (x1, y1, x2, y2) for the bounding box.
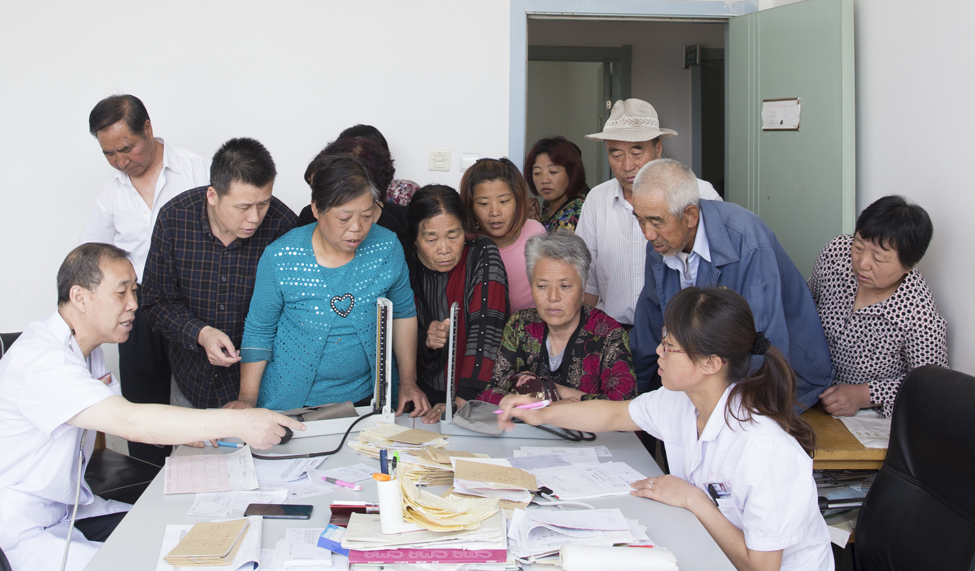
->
(280, 401, 358, 422)
(454, 397, 596, 442)
(452, 400, 506, 436)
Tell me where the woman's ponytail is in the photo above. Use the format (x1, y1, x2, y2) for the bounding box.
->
(664, 287, 817, 456)
(729, 346, 816, 455)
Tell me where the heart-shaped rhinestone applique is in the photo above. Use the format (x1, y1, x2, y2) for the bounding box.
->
(330, 293, 355, 318)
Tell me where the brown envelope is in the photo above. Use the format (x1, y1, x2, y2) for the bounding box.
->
(388, 428, 445, 445)
(453, 460, 538, 491)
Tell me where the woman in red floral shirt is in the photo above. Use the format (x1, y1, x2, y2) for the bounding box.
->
(479, 232, 635, 404)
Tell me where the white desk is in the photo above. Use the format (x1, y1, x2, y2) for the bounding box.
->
(85, 419, 734, 570)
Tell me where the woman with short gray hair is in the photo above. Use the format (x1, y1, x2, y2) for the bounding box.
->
(479, 232, 636, 404)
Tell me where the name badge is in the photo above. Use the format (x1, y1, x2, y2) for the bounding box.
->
(98, 373, 113, 386)
(707, 482, 732, 507)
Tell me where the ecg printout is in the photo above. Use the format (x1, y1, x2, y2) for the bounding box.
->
(165, 446, 259, 495)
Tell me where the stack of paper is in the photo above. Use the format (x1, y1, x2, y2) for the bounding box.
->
(341, 511, 507, 551)
(453, 460, 537, 505)
(395, 448, 490, 486)
(158, 517, 262, 570)
(252, 457, 374, 502)
(513, 446, 602, 465)
(267, 528, 335, 571)
(254, 457, 324, 484)
(164, 447, 259, 495)
(838, 409, 891, 449)
(516, 445, 612, 459)
(348, 424, 448, 459)
(397, 462, 500, 532)
(187, 489, 289, 518)
(531, 462, 646, 500)
(507, 509, 646, 562)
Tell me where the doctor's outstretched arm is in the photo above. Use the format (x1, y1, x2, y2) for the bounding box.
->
(67, 396, 305, 450)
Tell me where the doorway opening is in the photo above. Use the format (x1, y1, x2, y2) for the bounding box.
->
(526, 46, 631, 187)
(525, 18, 727, 196)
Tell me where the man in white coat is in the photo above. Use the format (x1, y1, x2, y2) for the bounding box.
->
(0, 243, 304, 571)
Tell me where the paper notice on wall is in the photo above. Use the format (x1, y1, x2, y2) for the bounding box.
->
(761, 98, 801, 130)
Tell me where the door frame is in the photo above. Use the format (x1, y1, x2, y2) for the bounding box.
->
(509, 0, 759, 164)
(527, 45, 632, 183)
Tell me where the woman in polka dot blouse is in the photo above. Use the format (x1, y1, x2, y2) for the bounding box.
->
(808, 195, 948, 417)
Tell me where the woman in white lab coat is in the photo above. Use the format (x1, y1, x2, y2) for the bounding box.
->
(496, 287, 833, 571)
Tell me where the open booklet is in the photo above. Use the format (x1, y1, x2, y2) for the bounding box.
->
(507, 508, 649, 561)
(156, 516, 263, 571)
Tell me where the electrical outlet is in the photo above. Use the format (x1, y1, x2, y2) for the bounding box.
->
(428, 149, 450, 172)
(460, 153, 479, 171)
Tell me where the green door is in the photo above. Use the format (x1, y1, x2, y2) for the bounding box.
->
(726, 0, 855, 277)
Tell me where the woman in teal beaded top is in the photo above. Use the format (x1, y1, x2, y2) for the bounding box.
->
(237, 155, 431, 416)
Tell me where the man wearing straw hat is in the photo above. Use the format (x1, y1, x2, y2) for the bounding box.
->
(576, 99, 720, 332)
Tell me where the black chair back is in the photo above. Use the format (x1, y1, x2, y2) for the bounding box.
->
(855, 365, 975, 570)
(0, 332, 22, 359)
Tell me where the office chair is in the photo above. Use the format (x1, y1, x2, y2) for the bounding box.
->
(0, 332, 21, 359)
(855, 365, 975, 570)
(0, 546, 11, 571)
(85, 448, 161, 504)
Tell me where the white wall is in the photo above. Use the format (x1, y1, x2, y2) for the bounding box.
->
(852, 0, 975, 375)
(528, 19, 726, 170)
(3, 0, 972, 379)
(0, 1, 510, 342)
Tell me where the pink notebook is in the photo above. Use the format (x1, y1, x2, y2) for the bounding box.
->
(348, 549, 508, 564)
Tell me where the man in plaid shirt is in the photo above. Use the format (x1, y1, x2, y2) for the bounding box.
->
(142, 138, 297, 409)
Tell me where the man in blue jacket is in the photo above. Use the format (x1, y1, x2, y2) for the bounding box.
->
(629, 159, 833, 409)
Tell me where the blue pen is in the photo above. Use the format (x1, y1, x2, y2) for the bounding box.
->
(380, 449, 388, 474)
(216, 441, 243, 448)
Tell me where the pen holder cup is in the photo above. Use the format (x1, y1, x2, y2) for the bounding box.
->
(376, 478, 423, 535)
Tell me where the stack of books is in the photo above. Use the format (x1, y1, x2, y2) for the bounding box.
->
(341, 511, 511, 568)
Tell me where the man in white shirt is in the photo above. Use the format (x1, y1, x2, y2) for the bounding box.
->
(0, 243, 303, 571)
(79, 94, 210, 465)
(576, 98, 720, 327)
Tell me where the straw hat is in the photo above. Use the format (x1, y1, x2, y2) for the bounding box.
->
(585, 99, 678, 142)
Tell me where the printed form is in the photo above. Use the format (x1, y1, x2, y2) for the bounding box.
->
(532, 462, 646, 500)
(164, 446, 259, 494)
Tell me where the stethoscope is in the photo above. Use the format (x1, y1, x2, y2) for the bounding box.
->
(62, 337, 92, 571)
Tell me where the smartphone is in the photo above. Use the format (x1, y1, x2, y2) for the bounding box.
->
(329, 503, 379, 527)
(243, 503, 313, 520)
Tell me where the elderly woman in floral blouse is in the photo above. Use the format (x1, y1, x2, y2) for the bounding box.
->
(479, 231, 635, 404)
(808, 195, 948, 417)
